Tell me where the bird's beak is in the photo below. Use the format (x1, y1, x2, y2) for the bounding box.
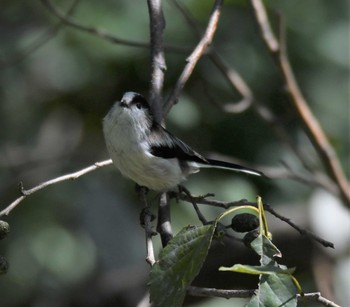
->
(120, 100, 128, 108)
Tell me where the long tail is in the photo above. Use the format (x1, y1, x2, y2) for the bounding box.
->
(203, 158, 263, 177)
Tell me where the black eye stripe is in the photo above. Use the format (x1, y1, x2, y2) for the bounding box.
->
(131, 94, 149, 109)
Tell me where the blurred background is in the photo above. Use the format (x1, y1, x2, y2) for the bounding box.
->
(0, 0, 349, 306)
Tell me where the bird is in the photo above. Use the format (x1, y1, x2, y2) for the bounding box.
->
(103, 92, 262, 191)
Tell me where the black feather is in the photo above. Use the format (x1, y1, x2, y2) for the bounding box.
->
(206, 159, 263, 176)
(149, 125, 208, 164)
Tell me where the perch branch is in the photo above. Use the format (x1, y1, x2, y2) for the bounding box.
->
(138, 187, 156, 266)
(188, 287, 340, 307)
(147, 0, 167, 122)
(157, 193, 173, 246)
(0, 159, 113, 217)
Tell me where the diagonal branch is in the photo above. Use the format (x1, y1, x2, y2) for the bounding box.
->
(40, 0, 188, 53)
(0, 159, 113, 217)
(168, 191, 334, 249)
(163, 0, 223, 116)
(250, 0, 350, 207)
(147, 0, 167, 122)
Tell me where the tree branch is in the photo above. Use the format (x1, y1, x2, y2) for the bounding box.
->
(187, 286, 254, 299)
(0, 159, 113, 217)
(40, 0, 188, 53)
(171, 0, 326, 189)
(147, 0, 167, 122)
(168, 191, 334, 249)
(250, 0, 350, 207)
(188, 287, 340, 307)
(138, 187, 156, 266)
(157, 193, 173, 246)
(163, 0, 223, 116)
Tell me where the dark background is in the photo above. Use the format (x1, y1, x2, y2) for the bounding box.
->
(0, 0, 349, 306)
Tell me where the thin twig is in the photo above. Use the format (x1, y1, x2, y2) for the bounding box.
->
(40, 0, 188, 53)
(188, 287, 340, 307)
(163, 0, 223, 116)
(250, 0, 350, 207)
(172, 0, 321, 180)
(187, 286, 254, 299)
(250, 0, 279, 52)
(179, 186, 209, 225)
(298, 292, 341, 307)
(147, 0, 167, 122)
(263, 203, 334, 249)
(157, 193, 173, 246)
(169, 191, 334, 248)
(138, 187, 156, 266)
(0, 159, 113, 217)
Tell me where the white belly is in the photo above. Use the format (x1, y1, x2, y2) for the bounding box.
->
(105, 131, 185, 191)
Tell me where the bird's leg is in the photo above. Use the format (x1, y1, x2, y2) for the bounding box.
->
(157, 192, 173, 246)
(136, 185, 156, 231)
(178, 185, 209, 225)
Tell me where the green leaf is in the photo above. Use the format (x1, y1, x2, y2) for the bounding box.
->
(219, 264, 295, 275)
(149, 224, 215, 307)
(251, 234, 282, 265)
(246, 273, 298, 307)
(218, 197, 301, 307)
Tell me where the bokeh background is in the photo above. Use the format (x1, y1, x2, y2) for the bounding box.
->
(0, 0, 349, 306)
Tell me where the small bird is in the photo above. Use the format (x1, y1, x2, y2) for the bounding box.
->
(103, 92, 262, 191)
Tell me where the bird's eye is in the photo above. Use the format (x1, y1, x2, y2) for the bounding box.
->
(136, 103, 142, 109)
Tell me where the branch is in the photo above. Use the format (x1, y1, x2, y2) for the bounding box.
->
(147, 0, 167, 122)
(187, 286, 254, 299)
(263, 203, 334, 249)
(40, 0, 187, 53)
(168, 191, 334, 248)
(138, 187, 156, 266)
(171, 0, 321, 180)
(188, 287, 340, 307)
(163, 0, 223, 116)
(250, 0, 350, 207)
(157, 193, 173, 246)
(0, 159, 113, 217)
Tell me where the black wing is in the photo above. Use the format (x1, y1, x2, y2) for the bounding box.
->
(149, 124, 208, 164)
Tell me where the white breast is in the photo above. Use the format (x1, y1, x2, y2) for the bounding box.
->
(103, 109, 185, 191)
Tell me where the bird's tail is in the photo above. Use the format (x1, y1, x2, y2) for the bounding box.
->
(203, 159, 263, 177)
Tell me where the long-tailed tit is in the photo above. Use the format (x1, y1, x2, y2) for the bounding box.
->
(103, 92, 262, 191)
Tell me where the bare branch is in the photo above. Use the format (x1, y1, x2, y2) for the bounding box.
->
(188, 287, 340, 307)
(299, 292, 341, 307)
(163, 0, 223, 116)
(263, 203, 334, 249)
(208, 51, 254, 111)
(147, 0, 167, 122)
(0, 159, 113, 217)
(138, 187, 156, 266)
(187, 286, 254, 299)
(250, 0, 279, 52)
(40, 0, 187, 53)
(250, 0, 350, 207)
(168, 191, 334, 248)
(157, 193, 173, 246)
(171, 1, 321, 181)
